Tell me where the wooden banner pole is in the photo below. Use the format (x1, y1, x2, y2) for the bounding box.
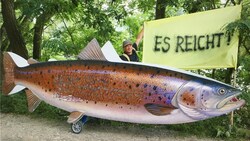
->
(230, 69, 237, 126)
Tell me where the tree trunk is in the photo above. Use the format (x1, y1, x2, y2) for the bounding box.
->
(155, 0, 167, 19)
(1, 0, 28, 59)
(225, 68, 234, 84)
(211, 69, 215, 79)
(33, 12, 53, 60)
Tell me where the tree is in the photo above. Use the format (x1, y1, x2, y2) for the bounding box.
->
(1, 0, 28, 59)
(155, 0, 167, 19)
(33, 11, 54, 59)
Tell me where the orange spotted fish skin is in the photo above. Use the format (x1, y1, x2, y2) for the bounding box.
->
(3, 51, 245, 124)
(15, 60, 190, 108)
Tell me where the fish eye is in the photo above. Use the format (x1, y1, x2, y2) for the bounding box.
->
(218, 88, 227, 95)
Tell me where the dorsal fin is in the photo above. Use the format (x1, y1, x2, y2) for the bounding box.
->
(101, 41, 123, 62)
(78, 38, 107, 61)
(27, 58, 39, 64)
(25, 90, 42, 112)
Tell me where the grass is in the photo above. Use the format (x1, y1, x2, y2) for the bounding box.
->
(0, 91, 249, 140)
(0, 92, 69, 121)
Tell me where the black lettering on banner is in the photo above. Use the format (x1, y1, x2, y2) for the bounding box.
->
(193, 35, 197, 51)
(154, 36, 162, 52)
(153, 32, 227, 54)
(185, 35, 193, 52)
(163, 36, 170, 52)
(198, 35, 205, 50)
(206, 35, 215, 49)
(176, 36, 185, 52)
(214, 33, 224, 47)
(226, 32, 231, 45)
(154, 36, 171, 53)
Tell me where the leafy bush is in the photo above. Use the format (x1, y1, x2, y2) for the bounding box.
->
(0, 91, 68, 121)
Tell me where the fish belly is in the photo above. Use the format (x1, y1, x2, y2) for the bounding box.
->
(28, 86, 195, 124)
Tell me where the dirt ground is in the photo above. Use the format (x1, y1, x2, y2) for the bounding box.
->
(0, 113, 223, 141)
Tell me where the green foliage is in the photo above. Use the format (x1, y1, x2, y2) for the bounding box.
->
(238, 55, 250, 88)
(182, 0, 221, 13)
(0, 92, 28, 114)
(0, 91, 68, 121)
(226, 2, 250, 57)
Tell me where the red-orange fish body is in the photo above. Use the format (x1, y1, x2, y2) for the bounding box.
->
(15, 60, 189, 117)
(3, 39, 245, 125)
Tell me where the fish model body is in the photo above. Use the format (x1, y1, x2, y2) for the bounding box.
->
(2, 39, 245, 124)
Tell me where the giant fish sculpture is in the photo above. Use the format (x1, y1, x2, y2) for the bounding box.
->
(2, 39, 245, 125)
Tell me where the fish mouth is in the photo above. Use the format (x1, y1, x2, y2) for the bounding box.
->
(217, 92, 245, 111)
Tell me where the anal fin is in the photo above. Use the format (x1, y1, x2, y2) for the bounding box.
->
(25, 90, 42, 112)
(67, 111, 84, 123)
(144, 103, 175, 116)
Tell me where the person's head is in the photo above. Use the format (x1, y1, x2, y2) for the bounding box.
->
(122, 40, 133, 55)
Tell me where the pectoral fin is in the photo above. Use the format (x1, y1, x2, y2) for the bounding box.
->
(25, 90, 42, 112)
(144, 103, 175, 116)
(67, 111, 84, 123)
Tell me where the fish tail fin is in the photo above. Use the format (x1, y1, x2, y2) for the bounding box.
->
(3, 52, 28, 95)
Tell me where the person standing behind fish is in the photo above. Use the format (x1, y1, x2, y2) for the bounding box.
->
(120, 27, 144, 62)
